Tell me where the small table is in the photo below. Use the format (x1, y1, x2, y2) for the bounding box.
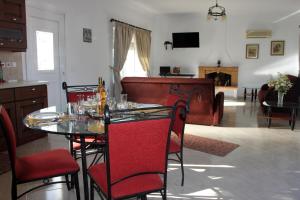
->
(263, 101, 300, 130)
(23, 104, 168, 200)
(243, 87, 259, 102)
(24, 106, 102, 200)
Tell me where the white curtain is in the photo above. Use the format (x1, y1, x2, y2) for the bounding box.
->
(112, 22, 134, 100)
(135, 29, 151, 75)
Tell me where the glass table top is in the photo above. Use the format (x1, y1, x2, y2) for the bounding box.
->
(24, 104, 171, 136)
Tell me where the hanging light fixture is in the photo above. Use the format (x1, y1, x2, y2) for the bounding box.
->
(207, 0, 226, 21)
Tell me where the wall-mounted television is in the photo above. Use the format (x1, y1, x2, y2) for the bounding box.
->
(172, 32, 199, 48)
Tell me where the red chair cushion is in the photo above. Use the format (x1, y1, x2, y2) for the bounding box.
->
(88, 163, 163, 199)
(169, 138, 181, 154)
(15, 149, 79, 182)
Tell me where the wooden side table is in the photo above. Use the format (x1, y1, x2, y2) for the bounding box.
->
(263, 101, 299, 130)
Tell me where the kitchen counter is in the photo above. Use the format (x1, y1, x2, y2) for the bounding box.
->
(0, 81, 48, 151)
(0, 80, 48, 89)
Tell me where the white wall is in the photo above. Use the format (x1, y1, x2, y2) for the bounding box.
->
(26, 0, 154, 88)
(25, 0, 300, 97)
(151, 12, 300, 95)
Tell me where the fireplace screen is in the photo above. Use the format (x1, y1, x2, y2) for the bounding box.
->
(206, 72, 231, 86)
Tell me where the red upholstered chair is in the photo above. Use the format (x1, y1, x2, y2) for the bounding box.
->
(168, 100, 187, 186)
(88, 106, 174, 200)
(165, 85, 190, 186)
(62, 81, 98, 103)
(62, 81, 105, 163)
(0, 105, 80, 200)
(165, 84, 194, 112)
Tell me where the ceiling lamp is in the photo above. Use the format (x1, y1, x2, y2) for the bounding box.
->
(207, 0, 226, 21)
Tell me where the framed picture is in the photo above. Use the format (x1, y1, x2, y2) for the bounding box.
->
(271, 40, 284, 56)
(246, 44, 259, 59)
(83, 28, 92, 43)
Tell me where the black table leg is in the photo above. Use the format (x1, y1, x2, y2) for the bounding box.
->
(291, 108, 296, 131)
(80, 136, 89, 200)
(254, 89, 258, 101)
(267, 107, 272, 128)
(244, 88, 247, 101)
(251, 89, 254, 102)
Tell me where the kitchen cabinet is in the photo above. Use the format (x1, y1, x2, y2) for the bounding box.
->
(0, 0, 26, 24)
(0, 0, 26, 51)
(0, 84, 48, 151)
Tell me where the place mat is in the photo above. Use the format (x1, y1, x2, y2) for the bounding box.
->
(0, 152, 10, 175)
(172, 134, 240, 157)
(26, 113, 76, 126)
(26, 112, 61, 126)
(88, 121, 104, 133)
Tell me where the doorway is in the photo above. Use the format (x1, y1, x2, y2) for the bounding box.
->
(26, 7, 65, 109)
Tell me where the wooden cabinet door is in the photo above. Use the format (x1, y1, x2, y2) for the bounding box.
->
(15, 97, 47, 145)
(0, 0, 26, 24)
(0, 102, 15, 151)
(0, 21, 26, 51)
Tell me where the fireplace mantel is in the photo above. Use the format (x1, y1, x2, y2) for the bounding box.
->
(198, 66, 239, 86)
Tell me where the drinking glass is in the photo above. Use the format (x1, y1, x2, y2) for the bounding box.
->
(77, 94, 85, 114)
(120, 94, 127, 103)
(108, 97, 117, 110)
(119, 94, 128, 109)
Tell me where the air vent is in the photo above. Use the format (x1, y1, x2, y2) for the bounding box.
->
(246, 30, 272, 38)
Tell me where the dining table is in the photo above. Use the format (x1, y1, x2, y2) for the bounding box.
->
(23, 103, 171, 200)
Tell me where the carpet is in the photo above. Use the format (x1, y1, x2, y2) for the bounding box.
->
(172, 134, 240, 157)
(0, 152, 10, 175)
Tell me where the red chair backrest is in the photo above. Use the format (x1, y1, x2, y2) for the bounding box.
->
(67, 91, 95, 103)
(172, 101, 187, 139)
(107, 118, 172, 185)
(0, 106, 17, 168)
(165, 93, 181, 107)
(165, 86, 194, 113)
(62, 82, 98, 103)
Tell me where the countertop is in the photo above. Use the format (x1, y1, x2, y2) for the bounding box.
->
(0, 80, 48, 89)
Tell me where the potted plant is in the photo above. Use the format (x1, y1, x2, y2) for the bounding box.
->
(268, 73, 293, 105)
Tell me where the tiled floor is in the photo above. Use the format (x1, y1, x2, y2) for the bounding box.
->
(1, 99, 300, 200)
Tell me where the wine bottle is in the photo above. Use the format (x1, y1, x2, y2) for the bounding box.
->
(100, 80, 107, 113)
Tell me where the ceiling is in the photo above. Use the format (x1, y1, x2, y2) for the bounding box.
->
(124, 0, 300, 19)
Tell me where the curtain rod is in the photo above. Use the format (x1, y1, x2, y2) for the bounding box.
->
(110, 18, 151, 32)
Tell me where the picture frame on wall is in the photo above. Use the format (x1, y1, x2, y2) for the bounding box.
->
(246, 44, 259, 59)
(271, 40, 284, 56)
(83, 28, 92, 43)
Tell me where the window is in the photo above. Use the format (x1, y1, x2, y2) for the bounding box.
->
(36, 30, 55, 71)
(121, 36, 147, 78)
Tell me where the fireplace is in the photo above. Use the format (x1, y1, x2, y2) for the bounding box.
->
(199, 66, 239, 98)
(199, 66, 238, 86)
(206, 72, 231, 86)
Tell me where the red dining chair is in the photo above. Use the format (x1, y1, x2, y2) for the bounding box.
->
(165, 84, 195, 113)
(0, 105, 81, 200)
(168, 100, 188, 186)
(62, 82, 105, 164)
(165, 85, 193, 187)
(88, 105, 174, 200)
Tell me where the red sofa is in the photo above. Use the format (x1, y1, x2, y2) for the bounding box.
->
(121, 77, 224, 125)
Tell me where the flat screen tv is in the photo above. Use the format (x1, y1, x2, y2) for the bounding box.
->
(172, 32, 199, 48)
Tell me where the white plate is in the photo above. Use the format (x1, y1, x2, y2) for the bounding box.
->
(135, 103, 161, 108)
(30, 112, 60, 121)
(82, 101, 97, 108)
